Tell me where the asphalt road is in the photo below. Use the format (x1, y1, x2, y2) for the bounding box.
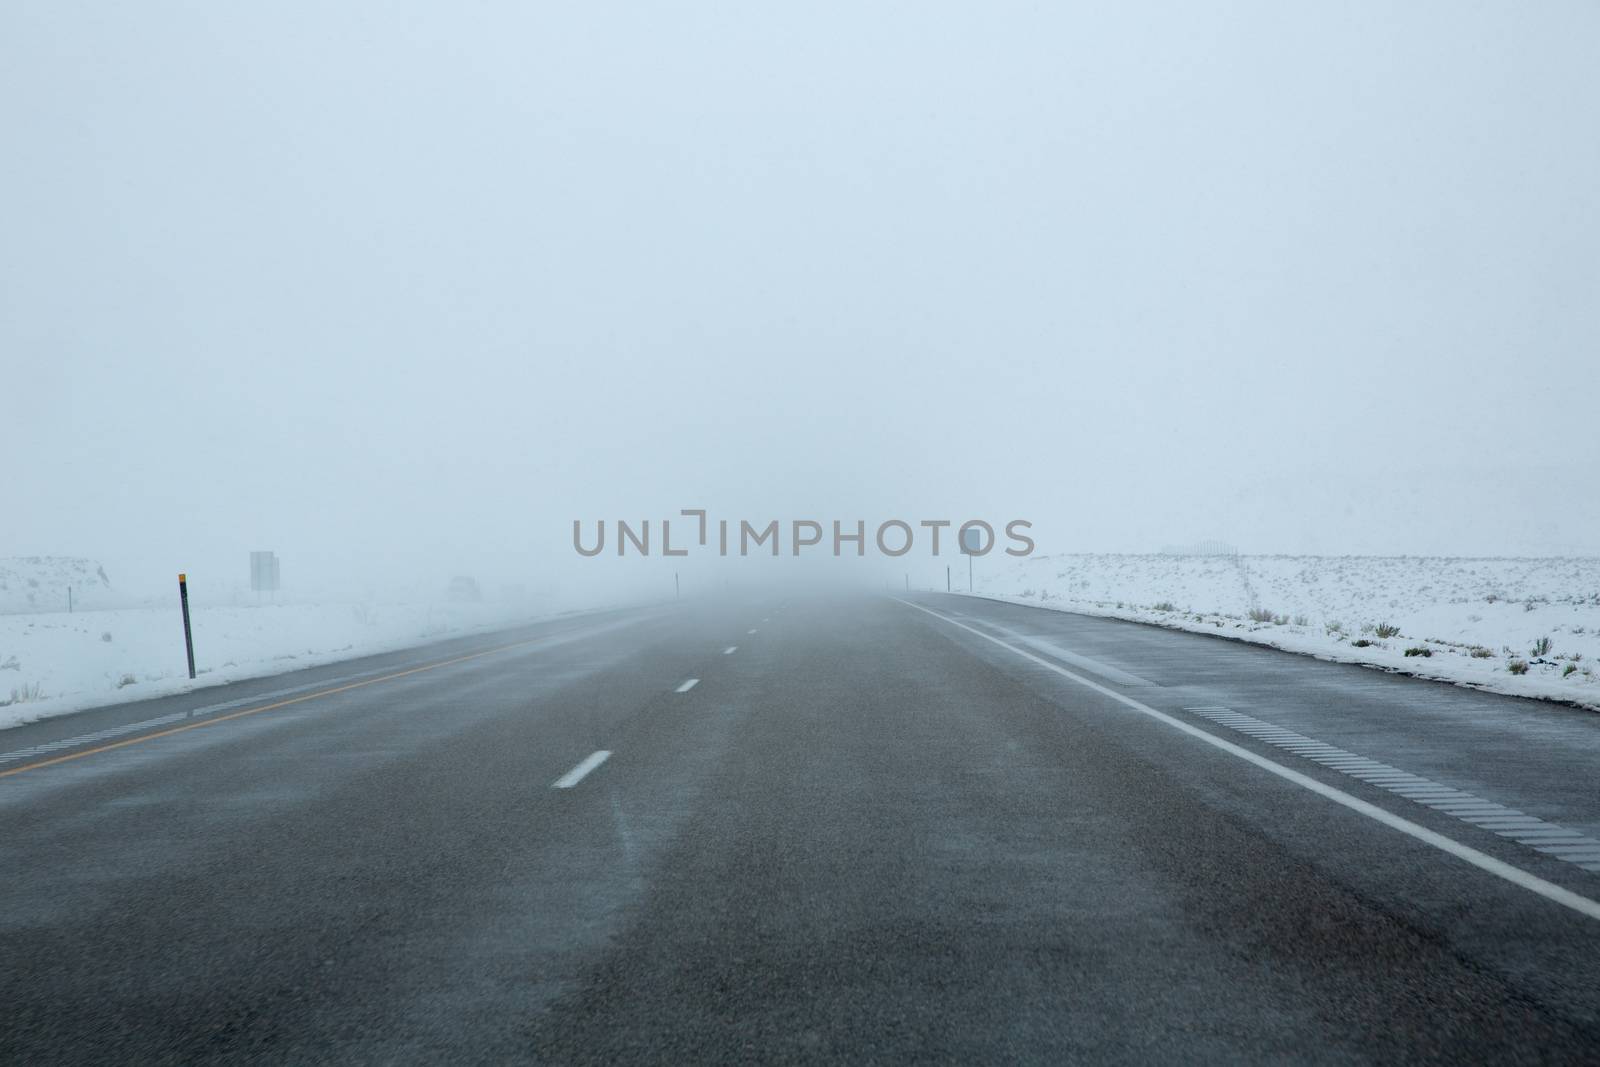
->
(5, 592, 1600, 1063)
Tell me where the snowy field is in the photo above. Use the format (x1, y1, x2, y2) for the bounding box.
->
(966, 555, 1600, 711)
(0, 556, 118, 614)
(0, 599, 609, 730)
(0, 558, 613, 730)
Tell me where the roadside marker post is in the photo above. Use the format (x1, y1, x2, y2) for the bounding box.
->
(178, 573, 196, 680)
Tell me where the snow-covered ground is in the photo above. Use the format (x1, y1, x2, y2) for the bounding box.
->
(0, 557, 616, 730)
(0, 556, 117, 614)
(967, 554, 1600, 711)
(0, 599, 605, 730)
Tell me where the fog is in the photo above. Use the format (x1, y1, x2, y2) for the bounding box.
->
(4, 2, 1597, 605)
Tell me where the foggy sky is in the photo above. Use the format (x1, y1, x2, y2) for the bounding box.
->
(4, 2, 1598, 599)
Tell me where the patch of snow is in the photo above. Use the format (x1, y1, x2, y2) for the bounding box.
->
(966, 554, 1600, 711)
(0, 597, 614, 730)
(0, 557, 115, 614)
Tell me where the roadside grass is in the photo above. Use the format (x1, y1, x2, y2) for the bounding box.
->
(1, 682, 45, 707)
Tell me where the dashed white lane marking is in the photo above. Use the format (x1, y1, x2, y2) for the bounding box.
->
(747, 629, 758, 634)
(552, 750, 611, 789)
(898, 599, 1600, 923)
(1184, 705, 1600, 876)
(675, 678, 699, 693)
(723, 646, 738, 655)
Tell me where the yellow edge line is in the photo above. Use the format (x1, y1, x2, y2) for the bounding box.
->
(0, 637, 545, 781)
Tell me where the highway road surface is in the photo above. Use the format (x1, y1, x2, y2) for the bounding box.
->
(5, 593, 1600, 1063)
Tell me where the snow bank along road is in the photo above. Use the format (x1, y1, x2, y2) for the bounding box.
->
(5, 595, 1600, 1062)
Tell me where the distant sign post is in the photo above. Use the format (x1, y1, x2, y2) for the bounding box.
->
(960, 527, 983, 592)
(250, 551, 281, 601)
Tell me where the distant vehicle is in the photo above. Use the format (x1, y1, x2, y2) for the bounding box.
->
(447, 576, 481, 602)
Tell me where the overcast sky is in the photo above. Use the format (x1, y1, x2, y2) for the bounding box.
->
(3, 1, 1597, 598)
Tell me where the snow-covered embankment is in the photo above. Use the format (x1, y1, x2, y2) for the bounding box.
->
(969, 554, 1600, 710)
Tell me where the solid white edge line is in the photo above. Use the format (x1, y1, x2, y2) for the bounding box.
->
(552, 750, 611, 789)
(676, 678, 699, 693)
(895, 598, 1600, 923)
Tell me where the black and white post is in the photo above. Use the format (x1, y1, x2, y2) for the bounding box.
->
(178, 572, 196, 680)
